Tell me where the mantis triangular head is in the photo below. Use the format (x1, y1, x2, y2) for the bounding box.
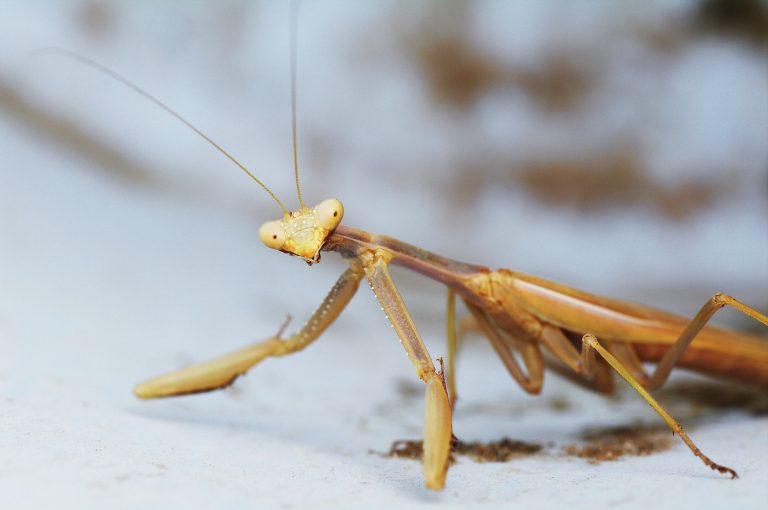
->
(259, 198, 344, 264)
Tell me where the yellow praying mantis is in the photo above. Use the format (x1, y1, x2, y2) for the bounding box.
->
(48, 36, 768, 490)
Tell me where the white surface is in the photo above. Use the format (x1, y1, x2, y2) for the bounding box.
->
(1, 2, 767, 509)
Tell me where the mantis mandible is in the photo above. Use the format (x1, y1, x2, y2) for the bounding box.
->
(49, 36, 768, 490)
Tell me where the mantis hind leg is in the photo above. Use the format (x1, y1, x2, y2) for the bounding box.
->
(541, 293, 768, 393)
(539, 324, 739, 477)
(134, 262, 364, 399)
(645, 293, 768, 390)
(581, 333, 738, 478)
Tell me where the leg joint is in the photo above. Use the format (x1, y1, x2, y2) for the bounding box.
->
(582, 333, 598, 347)
(711, 292, 729, 307)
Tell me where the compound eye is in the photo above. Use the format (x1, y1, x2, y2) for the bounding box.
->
(315, 198, 344, 230)
(259, 221, 286, 250)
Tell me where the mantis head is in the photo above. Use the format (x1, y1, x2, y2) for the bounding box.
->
(259, 198, 344, 264)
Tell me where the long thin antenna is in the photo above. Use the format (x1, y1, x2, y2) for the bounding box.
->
(290, 0, 306, 209)
(34, 47, 288, 215)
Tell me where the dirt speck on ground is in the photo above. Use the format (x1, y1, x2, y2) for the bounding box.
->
(455, 437, 543, 463)
(386, 437, 542, 464)
(388, 439, 425, 461)
(563, 425, 672, 464)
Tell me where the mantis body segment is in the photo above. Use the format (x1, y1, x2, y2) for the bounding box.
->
(136, 218, 768, 486)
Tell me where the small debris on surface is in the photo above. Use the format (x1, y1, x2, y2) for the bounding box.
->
(562, 425, 672, 464)
(388, 440, 425, 461)
(455, 438, 543, 463)
(386, 437, 542, 464)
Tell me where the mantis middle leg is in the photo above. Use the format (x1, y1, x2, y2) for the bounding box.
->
(461, 299, 545, 395)
(446, 289, 458, 405)
(444, 291, 489, 405)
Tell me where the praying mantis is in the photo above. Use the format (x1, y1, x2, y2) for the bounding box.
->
(49, 39, 768, 491)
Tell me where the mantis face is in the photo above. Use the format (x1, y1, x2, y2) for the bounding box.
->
(259, 198, 344, 264)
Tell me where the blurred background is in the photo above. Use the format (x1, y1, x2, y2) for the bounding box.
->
(0, 1, 766, 508)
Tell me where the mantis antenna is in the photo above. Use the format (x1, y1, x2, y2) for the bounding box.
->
(290, 0, 306, 209)
(33, 47, 288, 216)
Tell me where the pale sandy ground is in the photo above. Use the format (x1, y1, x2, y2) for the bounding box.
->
(1, 2, 766, 509)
